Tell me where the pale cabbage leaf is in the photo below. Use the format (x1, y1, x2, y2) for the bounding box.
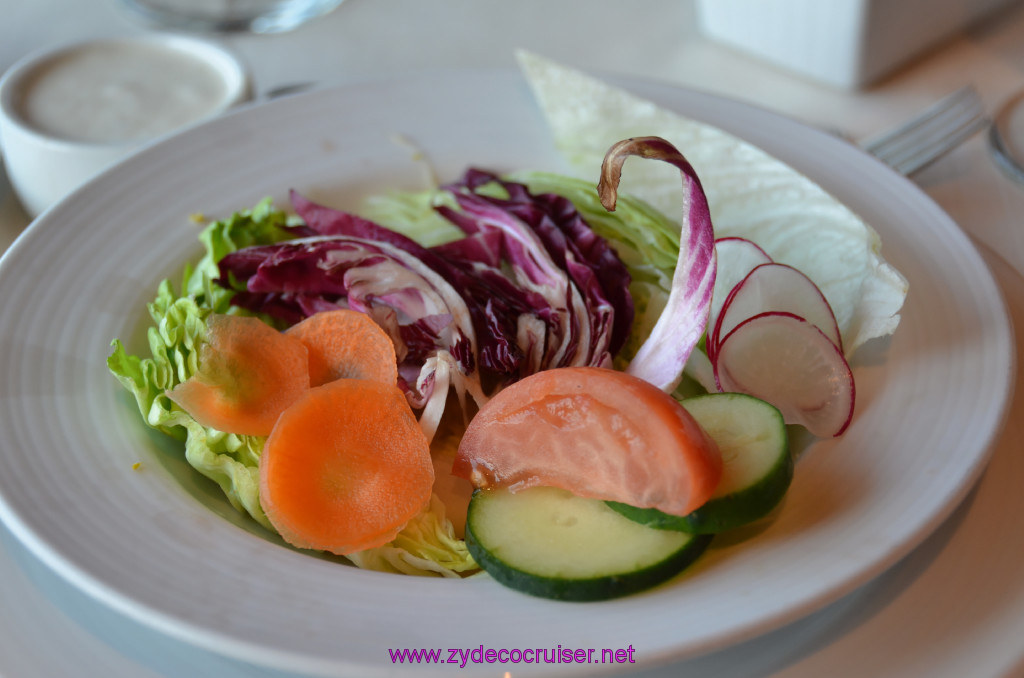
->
(516, 50, 908, 356)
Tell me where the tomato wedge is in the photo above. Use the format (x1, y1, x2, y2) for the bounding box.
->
(453, 366, 722, 516)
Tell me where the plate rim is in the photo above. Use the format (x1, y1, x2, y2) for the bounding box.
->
(0, 67, 1014, 676)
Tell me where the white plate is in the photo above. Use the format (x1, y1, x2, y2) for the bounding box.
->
(0, 70, 1012, 677)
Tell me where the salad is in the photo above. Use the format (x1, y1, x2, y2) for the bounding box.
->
(107, 55, 908, 601)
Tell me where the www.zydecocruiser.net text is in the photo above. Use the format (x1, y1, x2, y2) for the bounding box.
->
(389, 645, 637, 668)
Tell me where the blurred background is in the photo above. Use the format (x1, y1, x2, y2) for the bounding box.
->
(4, 0, 1024, 262)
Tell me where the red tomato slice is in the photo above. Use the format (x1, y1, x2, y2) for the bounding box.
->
(453, 366, 722, 516)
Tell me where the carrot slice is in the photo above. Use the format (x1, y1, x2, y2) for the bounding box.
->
(259, 378, 434, 555)
(167, 314, 310, 436)
(453, 366, 722, 516)
(285, 309, 398, 387)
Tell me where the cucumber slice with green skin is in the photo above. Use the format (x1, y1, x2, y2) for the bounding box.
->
(466, 486, 712, 601)
(608, 392, 791, 534)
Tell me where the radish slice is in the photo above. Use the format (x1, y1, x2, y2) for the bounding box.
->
(712, 263, 843, 358)
(709, 238, 773, 362)
(599, 136, 716, 393)
(714, 311, 855, 438)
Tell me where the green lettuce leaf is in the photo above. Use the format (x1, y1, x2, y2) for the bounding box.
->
(347, 495, 476, 577)
(108, 283, 274, 527)
(358, 187, 464, 247)
(108, 199, 293, 527)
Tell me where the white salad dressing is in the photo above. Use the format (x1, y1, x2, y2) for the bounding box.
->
(18, 41, 230, 144)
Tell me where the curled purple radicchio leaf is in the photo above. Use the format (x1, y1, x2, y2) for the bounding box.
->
(598, 137, 717, 393)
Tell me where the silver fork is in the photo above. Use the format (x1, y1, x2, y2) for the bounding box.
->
(858, 86, 989, 176)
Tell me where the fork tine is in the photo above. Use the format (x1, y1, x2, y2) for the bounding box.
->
(884, 112, 989, 175)
(870, 94, 984, 171)
(860, 86, 987, 175)
(860, 86, 978, 154)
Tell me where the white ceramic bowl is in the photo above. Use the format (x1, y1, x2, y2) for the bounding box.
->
(0, 35, 250, 218)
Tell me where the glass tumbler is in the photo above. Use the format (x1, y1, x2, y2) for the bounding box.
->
(119, 0, 345, 34)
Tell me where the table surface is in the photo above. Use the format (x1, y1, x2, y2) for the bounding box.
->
(3, 1, 1024, 676)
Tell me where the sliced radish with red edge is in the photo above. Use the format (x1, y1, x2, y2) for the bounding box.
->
(713, 311, 855, 438)
(712, 263, 843, 360)
(708, 238, 773, 362)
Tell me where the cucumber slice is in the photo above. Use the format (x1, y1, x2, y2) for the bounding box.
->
(466, 486, 711, 601)
(609, 392, 791, 534)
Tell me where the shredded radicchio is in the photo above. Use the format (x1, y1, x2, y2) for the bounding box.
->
(216, 170, 633, 438)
